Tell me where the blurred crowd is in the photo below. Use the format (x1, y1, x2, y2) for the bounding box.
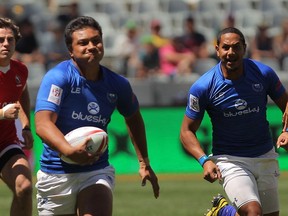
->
(1, 0, 288, 81)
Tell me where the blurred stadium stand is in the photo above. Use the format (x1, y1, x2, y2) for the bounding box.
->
(1, 0, 288, 108)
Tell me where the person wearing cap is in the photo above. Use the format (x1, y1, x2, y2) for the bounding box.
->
(112, 20, 142, 77)
(137, 34, 161, 78)
(149, 19, 169, 49)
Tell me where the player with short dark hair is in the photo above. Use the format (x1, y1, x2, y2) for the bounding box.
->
(34, 16, 159, 216)
(0, 17, 34, 216)
(180, 27, 288, 216)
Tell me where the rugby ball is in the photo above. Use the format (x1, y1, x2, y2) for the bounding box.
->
(60, 126, 108, 164)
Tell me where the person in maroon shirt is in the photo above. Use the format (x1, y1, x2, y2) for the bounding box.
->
(0, 17, 33, 216)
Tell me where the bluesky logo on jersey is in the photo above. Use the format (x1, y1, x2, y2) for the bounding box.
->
(87, 102, 100, 115)
(48, 84, 63, 105)
(189, 94, 200, 112)
(224, 99, 260, 117)
(235, 99, 247, 110)
(71, 111, 109, 126)
(72, 101, 108, 126)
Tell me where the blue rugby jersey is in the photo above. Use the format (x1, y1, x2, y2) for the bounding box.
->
(185, 58, 286, 157)
(35, 60, 139, 173)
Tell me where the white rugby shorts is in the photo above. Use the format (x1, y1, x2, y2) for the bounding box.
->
(211, 149, 279, 214)
(36, 165, 115, 215)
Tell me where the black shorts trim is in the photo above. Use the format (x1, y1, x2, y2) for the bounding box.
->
(0, 148, 24, 172)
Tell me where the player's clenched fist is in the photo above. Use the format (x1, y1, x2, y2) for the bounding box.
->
(0, 103, 20, 120)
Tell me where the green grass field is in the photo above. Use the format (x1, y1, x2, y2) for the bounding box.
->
(0, 172, 288, 216)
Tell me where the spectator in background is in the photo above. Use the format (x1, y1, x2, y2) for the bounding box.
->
(179, 16, 209, 59)
(13, 17, 45, 65)
(40, 21, 69, 70)
(56, 2, 80, 28)
(249, 22, 276, 60)
(134, 19, 170, 79)
(149, 19, 169, 49)
(137, 35, 161, 78)
(0, 3, 13, 18)
(222, 13, 236, 29)
(211, 14, 236, 61)
(113, 20, 141, 77)
(158, 36, 195, 78)
(274, 17, 288, 70)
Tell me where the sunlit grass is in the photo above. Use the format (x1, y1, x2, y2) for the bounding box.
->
(0, 172, 287, 215)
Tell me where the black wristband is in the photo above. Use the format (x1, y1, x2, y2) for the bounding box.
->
(22, 127, 31, 131)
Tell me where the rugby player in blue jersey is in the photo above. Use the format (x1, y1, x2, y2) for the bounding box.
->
(34, 16, 159, 216)
(180, 27, 288, 216)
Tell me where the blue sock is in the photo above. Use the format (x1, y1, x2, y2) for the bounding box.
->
(218, 204, 237, 216)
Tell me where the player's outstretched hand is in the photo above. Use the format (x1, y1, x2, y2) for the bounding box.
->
(139, 160, 160, 199)
(277, 132, 288, 151)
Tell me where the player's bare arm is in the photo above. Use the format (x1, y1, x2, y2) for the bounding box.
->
(180, 116, 205, 159)
(18, 84, 31, 127)
(125, 109, 160, 199)
(273, 91, 288, 130)
(35, 110, 97, 164)
(18, 85, 34, 149)
(180, 116, 221, 182)
(274, 92, 288, 149)
(282, 101, 288, 132)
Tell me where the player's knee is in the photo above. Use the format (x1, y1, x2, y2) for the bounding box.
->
(238, 201, 262, 216)
(15, 178, 33, 199)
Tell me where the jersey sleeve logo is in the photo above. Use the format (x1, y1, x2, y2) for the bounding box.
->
(252, 83, 263, 92)
(48, 84, 63, 105)
(189, 94, 200, 112)
(15, 75, 23, 87)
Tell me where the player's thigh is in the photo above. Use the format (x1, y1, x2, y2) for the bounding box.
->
(1, 149, 32, 191)
(77, 184, 113, 216)
(259, 189, 279, 215)
(224, 172, 260, 209)
(216, 159, 260, 209)
(257, 159, 279, 215)
(36, 170, 78, 216)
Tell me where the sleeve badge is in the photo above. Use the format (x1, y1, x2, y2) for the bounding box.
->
(189, 94, 200, 112)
